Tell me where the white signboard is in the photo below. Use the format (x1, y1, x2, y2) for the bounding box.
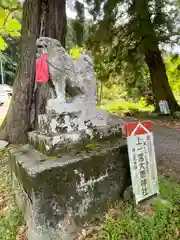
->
(159, 100, 170, 115)
(125, 122, 159, 204)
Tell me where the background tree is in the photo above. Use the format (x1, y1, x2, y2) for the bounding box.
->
(72, 1, 85, 47)
(66, 19, 77, 49)
(166, 54, 180, 94)
(0, 38, 20, 85)
(85, 0, 180, 112)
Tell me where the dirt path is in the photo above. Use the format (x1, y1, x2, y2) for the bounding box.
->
(153, 124, 180, 179)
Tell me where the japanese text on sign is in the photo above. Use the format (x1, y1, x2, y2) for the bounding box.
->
(125, 122, 159, 204)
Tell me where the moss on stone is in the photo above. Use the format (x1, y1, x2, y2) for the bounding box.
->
(39, 140, 46, 154)
(29, 137, 35, 148)
(42, 135, 121, 157)
(46, 156, 57, 161)
(29, 123, 123, 157)
(84, 143, 97, 151)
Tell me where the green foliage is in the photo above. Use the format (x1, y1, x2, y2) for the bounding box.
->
(69, 46, 84, 60)
(92, 45, 151, 100)
(166, 55, 180, 94)
(66, 19, 77, 49)
(95, 53, 180, 107)
(93, 45, 117, 83)
(0, 0, 21, 51)
(86, 0, 180, 53)
(72, 1, 85, 46)
(1, 54, 17, 84)
(100, 84, 126, 102)
(101, 98, 154, 115)
(66, 18, 93, 49)
(83, 0, 180, 110)
(85, 142, 97, 151)
(0, 38, 19, 84)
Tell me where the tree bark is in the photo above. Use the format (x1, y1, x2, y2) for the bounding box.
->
(45, 0, 67, 47)
(0, 0, 67, 144)
(33, 0, 67, 129)
(0, 0, 41, 144)
(145, 46, 180, 113)
(131, 0, 180, 113)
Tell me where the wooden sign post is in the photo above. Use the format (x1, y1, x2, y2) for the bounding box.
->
(125, 121, 159, 204)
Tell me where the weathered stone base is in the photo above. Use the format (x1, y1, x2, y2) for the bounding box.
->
(9, 140, 130, 240)
(38, 98, 108, 135)
(28, 122, 123, 156)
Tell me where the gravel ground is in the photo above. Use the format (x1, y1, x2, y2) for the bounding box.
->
(153, 124, 180, 179)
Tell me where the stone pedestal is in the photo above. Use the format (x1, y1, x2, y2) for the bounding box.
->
(9, 115, 130, 240)
(9, 139, 130, 240)
(38, 99, 108, 135)
(29, 117, 124, 156)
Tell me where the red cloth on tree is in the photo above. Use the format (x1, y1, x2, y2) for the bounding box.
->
(35, 53, 49, 82)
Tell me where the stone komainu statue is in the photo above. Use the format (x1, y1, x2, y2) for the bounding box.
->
(36, 37, 97, 105)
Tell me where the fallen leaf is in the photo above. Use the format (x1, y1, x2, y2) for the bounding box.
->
(16, 225, 27, 240)
(175, 227, 180, 238)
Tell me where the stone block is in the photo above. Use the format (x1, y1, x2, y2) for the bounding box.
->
(28, 122, 124, 156)
(38, 108, 108, 135)
(9, 140, 130, 240)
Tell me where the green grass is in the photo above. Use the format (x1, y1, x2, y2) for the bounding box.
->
(0, 151, 179, 240)
(84, 174, 180, 240)
(100, 98, 154, 115)
(0, 150, 23, 240)
(0, 98, 24, 240)
(102, 175, 180, 240)
(0, 153, 179, 240)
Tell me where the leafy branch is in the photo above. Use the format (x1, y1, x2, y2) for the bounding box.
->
(0, 1, 22, 51)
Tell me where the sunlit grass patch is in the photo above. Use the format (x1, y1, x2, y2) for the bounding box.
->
(100, 98, 154, 115)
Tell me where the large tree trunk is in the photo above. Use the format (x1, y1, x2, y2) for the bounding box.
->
(0, 0, 41, 144)
(0, 0, 67, 144)
(33, 0, 67, 129)
(45, 0, 67, 47)
(131, 0, 180, 113)
(145, 46, 180, 113)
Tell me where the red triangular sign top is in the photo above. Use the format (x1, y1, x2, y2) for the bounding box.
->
(125, 121, 152, 136)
